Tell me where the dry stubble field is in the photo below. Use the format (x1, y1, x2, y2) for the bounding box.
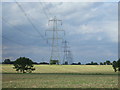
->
(1, 65, 119, 88)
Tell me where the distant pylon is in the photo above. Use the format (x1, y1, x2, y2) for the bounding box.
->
(62, 40, 73, 64)
(62, 40, 69, 64)
(67, 50, 73, 65)
(46, 16, 64, 64)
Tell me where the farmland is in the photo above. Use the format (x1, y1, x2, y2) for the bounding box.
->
(2, 65, 119, 88)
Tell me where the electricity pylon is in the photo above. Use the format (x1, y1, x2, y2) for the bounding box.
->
(46, 16, 64, 64)
(62, 40, 73, 65)
(67, 50, 73, 65)
(62, 40, 69, 64)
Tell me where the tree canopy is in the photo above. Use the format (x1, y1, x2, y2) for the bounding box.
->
(13, 57, 35, 73)
(2, 59, 14, 64)
(112, 59, 120, 72)
(50, 60, 59, 65)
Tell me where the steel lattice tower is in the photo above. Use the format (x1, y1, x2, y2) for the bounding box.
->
(67, 50, 73, 65)
(62, 40, 73, 65)
(46, 16, 64, 64)
(62, 40, 69, 64)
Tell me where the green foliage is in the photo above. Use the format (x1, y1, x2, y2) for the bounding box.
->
(78, 62, 81, 65)
(105, 60, 111, 65)
(13, 57, 35, 73)
(3, 59, 11, 64)
(100, 62, 103, 65)
(112, 61, 117, 72)
(65, 61, 68, 65)
(86, 61, 98, 65)
(112, 59, 120, 72)
(117, 59, 120, 67)
(50, 60, 59, 65)
(103, 62, 106, 65)
(2, 59, 14, 64)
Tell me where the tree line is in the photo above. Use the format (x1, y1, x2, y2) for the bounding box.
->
(2, 59, 113, 65)
(2, 59, 49, 65)
(2, 57, 120, 73)
(70, 60, 112, 65)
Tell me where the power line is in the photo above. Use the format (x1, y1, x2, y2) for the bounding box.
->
(39, 1, 50, 20)
(15, 1, 52, 46)
(2, 17, 40, 38)
(40, 0, 53, 18)
(2, 18, 51, 47)
(2, 35, 24, 46)
(14, 2, 72, 64)
(15, 1, 46, 41)
(2, 34, 43, 47)
(48, 2, 61, 19)
(39, 2, 72, 65)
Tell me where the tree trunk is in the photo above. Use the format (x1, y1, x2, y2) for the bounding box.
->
(113, 67, 117, 72)
(23, 70, 25, 73)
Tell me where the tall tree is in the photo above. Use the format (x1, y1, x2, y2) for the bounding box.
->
(112, 61, 117, 72)
(112, 59, 120, 72)
(117, 59, 120, 71)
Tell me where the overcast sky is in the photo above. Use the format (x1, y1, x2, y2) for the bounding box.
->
(2, 2, 118, 64)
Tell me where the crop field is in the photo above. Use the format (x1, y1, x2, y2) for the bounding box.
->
(1, 65, 119, 88)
